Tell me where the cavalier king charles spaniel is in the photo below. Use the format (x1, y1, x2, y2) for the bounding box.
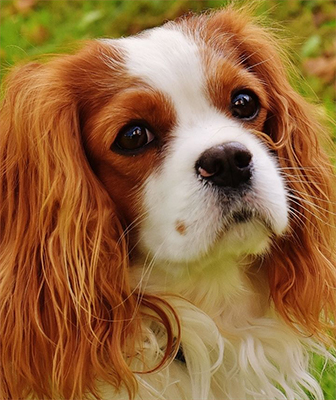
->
(1, 6, 335, 400)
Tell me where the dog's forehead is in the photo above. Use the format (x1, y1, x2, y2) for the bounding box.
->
(119, 27, 208, 118)
(121, 27, 202, 83)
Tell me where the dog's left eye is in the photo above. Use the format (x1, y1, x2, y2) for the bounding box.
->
(231, 90, 259, 120)
(114, 124, 155, 152)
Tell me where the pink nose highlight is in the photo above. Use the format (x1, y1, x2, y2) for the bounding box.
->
(198, 166, 215, 178)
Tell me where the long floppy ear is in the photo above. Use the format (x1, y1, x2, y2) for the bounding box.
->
(0, 52, 158, 399)
(0, 57, 136, 399)
(208, 8, 336, 341)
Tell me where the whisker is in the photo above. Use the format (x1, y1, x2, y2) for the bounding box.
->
(116, 211, 150, 246)
(288, 188, 335, 207)
(246, 56, 275, 71)
(280, 173, 335, 188)
(280, 166, 333, 172)
(288, 207, 321, 233)
(288, 198, 333, 226)
(287, 193, 336, 216)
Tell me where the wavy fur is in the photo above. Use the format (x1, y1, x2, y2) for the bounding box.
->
(0, 61, 178, 399)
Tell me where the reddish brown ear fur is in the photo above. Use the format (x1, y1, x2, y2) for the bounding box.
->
(206, 8, 336, 341)
(0, 58, 136, 399)
(0, 52, 177, 400)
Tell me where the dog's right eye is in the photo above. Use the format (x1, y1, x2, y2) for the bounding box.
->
(113, 124, 155, 153)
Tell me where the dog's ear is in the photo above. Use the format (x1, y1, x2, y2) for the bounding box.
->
(0, 52, 143, 399)
(263, 77, 336, 342)
(258, 64, 336, 343)
(207, 8, 336, 341)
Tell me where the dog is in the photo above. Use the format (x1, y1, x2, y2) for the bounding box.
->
(1, 5, 335, 400)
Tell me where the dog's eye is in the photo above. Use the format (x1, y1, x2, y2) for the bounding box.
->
(231, 91, 259, 120)
(114, 124, 155, 152)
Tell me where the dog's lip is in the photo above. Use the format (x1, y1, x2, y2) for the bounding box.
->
(231, 209, 254, 224)
(214, 188, 284, 236)
(222, 206, 275, 235)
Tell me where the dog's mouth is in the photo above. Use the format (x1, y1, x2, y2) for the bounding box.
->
(231, 209, 254, 224)
(208, 182, 275, 235)
(221, 203, 274, 237)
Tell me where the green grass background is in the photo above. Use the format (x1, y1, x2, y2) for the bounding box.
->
(0, 0, 335, 398)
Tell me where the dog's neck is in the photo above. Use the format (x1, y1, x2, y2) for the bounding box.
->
(124, 247, 326, 400)
(131, 247, 270, 329)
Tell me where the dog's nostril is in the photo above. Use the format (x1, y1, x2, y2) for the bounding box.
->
(196, 142, 253, 188)
(234, 150, 252, 169)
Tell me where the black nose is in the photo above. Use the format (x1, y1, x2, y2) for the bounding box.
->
(195, 142, 253, 188)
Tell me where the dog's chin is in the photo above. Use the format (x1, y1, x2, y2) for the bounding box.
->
(217, 217, 273, 257)
(139, 213, 273, 266)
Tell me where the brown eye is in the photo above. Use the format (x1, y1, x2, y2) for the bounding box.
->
(231, 91, 259, 120)
(114, 124, 155, 153)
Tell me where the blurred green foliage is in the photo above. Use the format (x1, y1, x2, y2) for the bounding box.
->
(0, 1, 335, 398)
(1, 0, 335, 116)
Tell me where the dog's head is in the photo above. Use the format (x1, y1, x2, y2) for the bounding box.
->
(1, 7, 335, 400)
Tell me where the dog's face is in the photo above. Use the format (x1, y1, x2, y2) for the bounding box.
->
(84, 21, 288, 264)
